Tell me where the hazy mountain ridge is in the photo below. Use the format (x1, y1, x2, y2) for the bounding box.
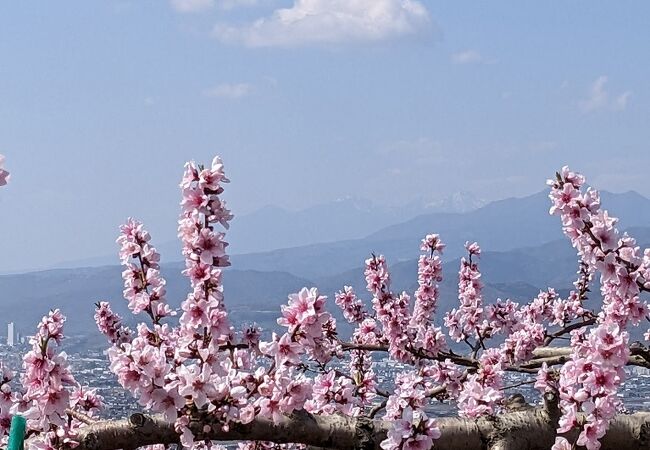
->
(156, 191, 489, 258)
(231, 190, 650, 279)
(26, 191, 488, 273)
(3, 225, 650, 347)
(29, 189, 649, 277)
(0, 266, 312, 349)
(2, 189, 649, 348)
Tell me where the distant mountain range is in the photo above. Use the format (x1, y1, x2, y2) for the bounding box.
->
(417, 191, 487, 214)
(0, 266, 311, 349)
(37, 191, 487, 271)
(230, 190, 650, 279)
(1, 188, 648, 349)
(38, 189, 649, 276)
(227, 191, 486, 254)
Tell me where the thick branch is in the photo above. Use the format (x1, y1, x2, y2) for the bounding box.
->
(489, 441, 518, 450)
(631, 342, 650, 365)
(71, 407, 650, 450)
(66, 408, 97, 425)
(74, 410, 372, 450)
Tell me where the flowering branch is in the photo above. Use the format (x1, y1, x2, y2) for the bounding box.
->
(5, 157, 650, 450)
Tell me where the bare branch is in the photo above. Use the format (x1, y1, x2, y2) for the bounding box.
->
(66, 409, 97, 425)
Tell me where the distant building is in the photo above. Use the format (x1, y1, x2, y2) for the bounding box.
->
(7, 322, 14, 346)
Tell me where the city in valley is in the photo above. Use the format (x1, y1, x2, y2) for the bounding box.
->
(2, 321, 650, 420)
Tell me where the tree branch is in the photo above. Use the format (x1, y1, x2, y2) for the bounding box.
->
(70, 407, 650, 450)
(543, 317, 597, 345)
(66, 409, 97, 425)
(340, 342, 650, 372)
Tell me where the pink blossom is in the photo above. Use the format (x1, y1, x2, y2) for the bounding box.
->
(551, 437, 572, 450)
(382, 373, 441, 450)
(457, 374, 502, 418)
(420, 233, 445, 253)
(260, 333, 302, 366)
(335, 286, 366, 323)
(0, 154, 9, 186)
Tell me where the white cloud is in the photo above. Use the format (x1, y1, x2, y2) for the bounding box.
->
(203, 83, 253, 99)
(213, 0, 431, 47)
(613, 91, 632, 111)
(219, 0, 259, 9)
(451, 50, 483, 65)
(579, 76, 608, 112)
(170, 0, 214, 13)
(579, 76, 632, 113)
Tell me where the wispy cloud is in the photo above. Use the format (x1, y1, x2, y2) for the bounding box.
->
(612, 91, 632, 111)
(170, 0, 214, 13)
(203, 83, 253, 99)
(579, 76, 632, 113)
(451, 49, 483, 65)
(213, 0, 431, 47)
(451, 49, 497, 65)
(219, 0, 259, 9)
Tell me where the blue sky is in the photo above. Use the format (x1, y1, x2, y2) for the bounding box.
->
(0, 1, 649, 272)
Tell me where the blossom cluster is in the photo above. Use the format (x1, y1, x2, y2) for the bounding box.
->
(103, 157, 252, 448)
(548, 166, 650, 449)
(5, 311, 103, 450)
(4, 158, 650, 450)
(272, 287, 339, 364)
(364, 254, 412, 362)
(381, 372, 441, 450)
(117, 218, 174, 322)
(96, 158, 338, 449)
(0, 153, 9, 439)
(410, 235, 447, 357)
(335, 286, 367, 324)
(361, 236, 447, 364)
(336, 227, 600, 438)
(305, 370, 356, 416)
(0, 154, 9, 186)
(411, 234, 444, 326)
(0, 364, 16, 441)
(103, 215, 186, 431)
(339, 240, 449, 445)
(444, 242, 486, 342)
(94, 301, 132, 345)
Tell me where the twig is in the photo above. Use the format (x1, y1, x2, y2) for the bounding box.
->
(66, 409, 97, 425)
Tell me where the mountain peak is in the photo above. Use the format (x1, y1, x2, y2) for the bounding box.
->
(422, 191, 487, 213)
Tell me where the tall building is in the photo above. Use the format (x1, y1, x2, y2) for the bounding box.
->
(7, 322, 14, 346)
